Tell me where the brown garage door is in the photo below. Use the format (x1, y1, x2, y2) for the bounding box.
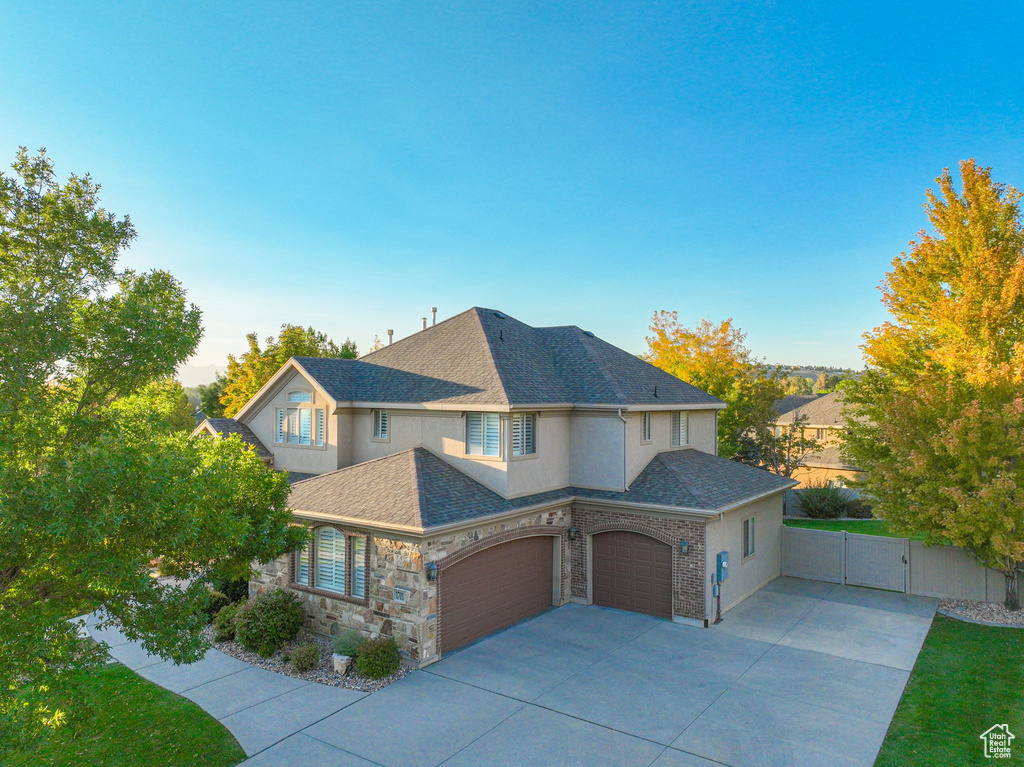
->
(440, 536, 554, 654)
(592, 530, 672, 618)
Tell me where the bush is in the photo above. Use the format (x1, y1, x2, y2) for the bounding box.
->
(846, 496, 874, 519)
(215, 577, 251, 604)
(213, 601, 243, 642)
(235, 589, 305, 657)
(355, 637, 401, 678)
(203, 590, 231, 623)
(291, 641, 321, 672)
(797, 480, 852, 519)
(331, 630, 364, 658)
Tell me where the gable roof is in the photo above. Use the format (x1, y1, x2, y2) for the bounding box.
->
(293, 307, 723, 408)
(772, 393, 821, 417)
(195, 418, 273, 461)
(287, 447, 795, 532)
(776, 390, 849, 427)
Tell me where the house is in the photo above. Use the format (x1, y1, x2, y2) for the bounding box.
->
(774, 390, 862, 486)
(195, 307, 795, 666)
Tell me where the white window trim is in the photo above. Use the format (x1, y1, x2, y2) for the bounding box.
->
(510, 413, 537, 459)
(671, 411, 689, 447)
(641, 412, 652, 444)
(274, 403, 327, 449)
(465, 412, 503, 460)
(372, 409, 390, 443)
(742, 515, 756, 561)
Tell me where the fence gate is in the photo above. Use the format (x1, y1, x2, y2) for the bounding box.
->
(845, 533, 908, 592)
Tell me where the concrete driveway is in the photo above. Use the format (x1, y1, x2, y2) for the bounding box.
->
(239, 577, 936, 767)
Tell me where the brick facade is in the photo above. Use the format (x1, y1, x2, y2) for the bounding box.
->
(570, 506, 706, 621)
(252, 503, 708, 667)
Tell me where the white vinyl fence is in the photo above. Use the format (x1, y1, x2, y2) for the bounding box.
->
(782, 526, 1009, 602)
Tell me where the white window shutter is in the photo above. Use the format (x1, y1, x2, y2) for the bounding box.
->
(287, 408, 300, 444)
(296, 544, 310, 584)
(482, 413, 500, 456)
(299, 409, 312, 445)
(466, 413, 483, 454)
(315, 527, 346, 594)
(316, 409, 325, 446)
(352, 537, 366, 598)
(275, 408, 284, 443)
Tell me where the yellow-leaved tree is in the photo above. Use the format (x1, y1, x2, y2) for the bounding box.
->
(843, 159, 1024, 609)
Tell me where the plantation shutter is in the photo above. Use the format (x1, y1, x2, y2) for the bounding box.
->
(482, 413, 500, 456)
(512, 414, 535, 456)
(466, 413, 484, 454)
(352, 537, 366, 598)
(374, 410, 389, 440)
(298, 408, 312, 445)
(316, 409, 325, 446)
(287, 408, 300, 444)
(275, 408, 285, 443)
(296, 544, 310, 584)
(316, 527, 346, 593)
(672, 412, 688, 447)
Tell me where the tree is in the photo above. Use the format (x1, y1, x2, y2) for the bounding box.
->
(0, 148, 305, 744)
(220, 326, 357, 417)
(843, 160, 1024, 609)
(752, 413, 823, 478)
(645, 314, 784, 460)
(782, 375, 813, 395)
(198, 373, 227, 418)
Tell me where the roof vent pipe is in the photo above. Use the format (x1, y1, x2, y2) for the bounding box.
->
(431, 307, 437, 326)
(421, 317, 427, 331)
(387, 329, 394, 345)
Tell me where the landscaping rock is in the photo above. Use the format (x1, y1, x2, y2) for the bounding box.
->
(939, 598, 1024, 627)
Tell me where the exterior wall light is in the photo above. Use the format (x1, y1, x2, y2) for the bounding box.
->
(568, 525, 578, 541)
(679, 540, 689, 556)
(425, 562, 438, 581)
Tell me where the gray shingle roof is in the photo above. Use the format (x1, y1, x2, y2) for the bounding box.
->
(772, 394, 821, 417)
(287, 447, 794, 530)
(798, 445, 860, 471)
(203, 418, 273, 460)
(776, 390, 851, 427)
(293, 307, 722, 408)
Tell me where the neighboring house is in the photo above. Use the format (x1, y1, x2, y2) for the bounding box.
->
(195, 307, 795, 666)
(774, 390, 862, 486)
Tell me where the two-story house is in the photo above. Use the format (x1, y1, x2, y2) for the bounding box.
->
(196, 308, 794, 666)
(773, 390, 863, 486)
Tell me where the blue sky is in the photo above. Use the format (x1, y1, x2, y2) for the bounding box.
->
(2, 2, 1021, 371)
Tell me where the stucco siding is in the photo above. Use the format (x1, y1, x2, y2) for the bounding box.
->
(570, 413, 626, 490)
(704, 492, 784, 617)
(505, 412, 572, 497)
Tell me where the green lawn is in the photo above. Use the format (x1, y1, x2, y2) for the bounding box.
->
(875, 615, 1024, 766)
(5, 663, 245, 767)
(784, 518, 909, 537)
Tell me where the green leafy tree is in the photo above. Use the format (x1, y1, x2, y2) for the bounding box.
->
(198, 373, 227, 418)
(0, 148, 305, 744)
(844, 160, 1024, 609)
(645, 314, 784, 460)
(782, 375, 814, 395)
(752, 413, 823, 478)
(220, 326, 356, 416)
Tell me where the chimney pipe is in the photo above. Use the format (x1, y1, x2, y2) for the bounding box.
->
(387, 329, 394, 346)
(422, 317, 427, 331)
(431, 307, 437, 326)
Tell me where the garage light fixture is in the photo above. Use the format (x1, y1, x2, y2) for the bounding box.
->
(425, 562, 438, 582)
(679, 540, 690, 556)
(568, 526, 578, 540)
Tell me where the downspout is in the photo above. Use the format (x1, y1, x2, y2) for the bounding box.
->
(617, 408, 627, 491)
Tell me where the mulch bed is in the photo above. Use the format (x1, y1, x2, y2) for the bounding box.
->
(938, 598, 1024, 628)
(202, 626, 412, 692)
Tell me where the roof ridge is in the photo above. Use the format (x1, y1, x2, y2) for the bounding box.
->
(473, 308, 512, 405)
(410, 448, 427, 521)
(572, 326, 629, 404)
(359, 307, 483, 361)
(655, 451, 716, 508)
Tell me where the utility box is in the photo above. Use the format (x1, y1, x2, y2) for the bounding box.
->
(716, 551, 730, 582)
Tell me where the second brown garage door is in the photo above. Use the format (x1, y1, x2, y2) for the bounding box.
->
(592, 530, 672, 618)
(439, 535, 554, 654)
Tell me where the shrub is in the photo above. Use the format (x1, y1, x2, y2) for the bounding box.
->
(215, 577, 251, 604)
(203, 590, 231, 623)
(235, 589, 305, 657)
(213, 601, 243, 642)
(355, 637, 401, 678)
(291, 641, 321, 672)
(846, 496, 874, 519)
(797, 480, 852, 519)
(331, 630, 364, 658)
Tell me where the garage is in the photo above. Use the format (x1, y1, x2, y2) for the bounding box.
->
(439, 535, 555, 654)
(592, 530, 673, 618)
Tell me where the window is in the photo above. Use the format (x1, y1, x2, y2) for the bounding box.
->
(743, 517, 755, 558)
(641, 412, 652, 443)
(466, 412, 501, 456)
(511, 413, 536, 456)
(373, 410, 390, 441)
(815, 428, 827, 440)
(275, 404, 325, 446)
(671, 411, 689, 447)
(287, 391, 312, 403)
(294, 527, 368, 598)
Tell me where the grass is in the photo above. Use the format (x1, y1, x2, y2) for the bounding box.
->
(875, 615, 1024, 766)
(5, 663, 245, 767)
(783, 518, 919, 538)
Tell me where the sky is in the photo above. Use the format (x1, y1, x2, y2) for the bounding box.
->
(2, 2, 1021, 373)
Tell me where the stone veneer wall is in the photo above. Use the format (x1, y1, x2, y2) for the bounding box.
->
(569, 506, 707, 621)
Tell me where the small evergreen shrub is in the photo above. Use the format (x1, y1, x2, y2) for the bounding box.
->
(846, 496, 874, 519)
(203, 590, 231, 623)
(331, 630, 364, 658)
(235, 589, 305, 657)
(355, 637, 401, 678)
(797, 480, 851, 519)
(215, 577, 251, 604)
(213, 601, 243, 642)
(290, 641, 321, 672)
